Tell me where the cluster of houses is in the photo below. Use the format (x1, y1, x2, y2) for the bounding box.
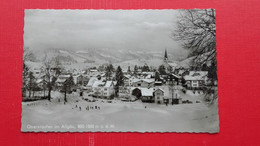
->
(23, 50, 214, 104)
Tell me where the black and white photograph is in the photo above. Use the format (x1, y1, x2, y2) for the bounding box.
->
(22, 9, 218, 133)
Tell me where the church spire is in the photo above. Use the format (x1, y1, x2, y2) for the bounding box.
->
(164, 49, 168, 61)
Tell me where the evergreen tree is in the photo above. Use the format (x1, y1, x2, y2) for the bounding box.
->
(208, 62, 217, 81)
(158, 65, 166, 75)
(109, 64, 114, 72)
(202, 64, 208, 71)
(115, 66, 124, 97)
(22, 63, 29, 97)
(133, 65, 138, 76)
(127, 66, 131, 74)
(115, 66, 124, 86)
(63, 75, 75, 103)
(142, 65, 150, 72)
(155, 71, 161, 81)
(27, 72, 36, 98)
(105, 64, 114, 80)
(132, 88, 142, 98)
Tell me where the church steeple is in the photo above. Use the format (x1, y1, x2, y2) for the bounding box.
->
(164, 49, 168, 62)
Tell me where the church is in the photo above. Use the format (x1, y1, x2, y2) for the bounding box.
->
(162, 49, 178, 73)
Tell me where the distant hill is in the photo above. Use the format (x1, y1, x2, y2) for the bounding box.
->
(28, 48, 189, 70)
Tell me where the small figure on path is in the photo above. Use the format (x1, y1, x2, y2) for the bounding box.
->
(79, 106, 81, 111)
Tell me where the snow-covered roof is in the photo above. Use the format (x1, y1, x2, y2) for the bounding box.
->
(100, 73, 106, 77)
(132, 78, 141, 83)
(59, 75, 71, 78)
(36, 78, 43, 84)
(168, 62, 178, 67)
(124, 75, 131, 79)
(184, 71, 208, 81)
(154, 88, 164, 93)
(155, 81, 162, 83)
(141, 88, 154, 96)
(142, 72, 154, 75)
(132, 78, 154, 83)
(113, 81, 117, 85)
(171, 73, 181, 79)
(142, 79, 155, 83)
(104, 81, 113, 87)
(56, 78, 66, 83)
(92, 80, 105, 88)
(89, 69, 98, 72)
(145, 74, 152, 79)
(87, 77, 98, 86)
(178, 70, 186, 75)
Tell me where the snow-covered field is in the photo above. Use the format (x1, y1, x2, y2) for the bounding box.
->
(21, 91, 219, 133)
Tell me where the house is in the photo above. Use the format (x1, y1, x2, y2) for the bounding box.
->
(123, 75, 137, 86)
(154, 88, 165, 104)
(132, 79, 155, 88)
(56, 74, 71, 87)
(140, 88, 155, 103)
(130, 87, 155, 103)
(118, 86, 131, 98)
(76, 75, 89, 86)
(92, 80, 115, 99)
(174, 68, 189, 77)
(86, 77, 98, 90)
(141, 72, 155, 79)
(167, 73, 181, 85)
(184, 71, 208, 89)
(87, 69, 100, 77)
(154, 87, 177, 104)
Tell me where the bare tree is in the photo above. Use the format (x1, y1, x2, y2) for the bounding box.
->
(173, 9, 217, 102)
(23, 47, 36, 62)
(43, 60, 61, 101)
(173, 9, 216, 80)
(22, 47, 36, 98)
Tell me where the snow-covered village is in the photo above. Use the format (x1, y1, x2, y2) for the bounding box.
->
(22, 10, 219, 132)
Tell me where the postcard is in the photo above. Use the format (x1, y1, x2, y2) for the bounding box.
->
(22, 9, 218, 133)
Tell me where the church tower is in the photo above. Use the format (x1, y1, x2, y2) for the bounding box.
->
(164, 49, 168, 63)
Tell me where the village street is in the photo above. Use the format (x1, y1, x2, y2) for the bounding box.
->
(22, 90, 219, 133)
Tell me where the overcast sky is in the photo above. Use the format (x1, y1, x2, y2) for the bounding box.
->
(24, 10, 185, 54)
